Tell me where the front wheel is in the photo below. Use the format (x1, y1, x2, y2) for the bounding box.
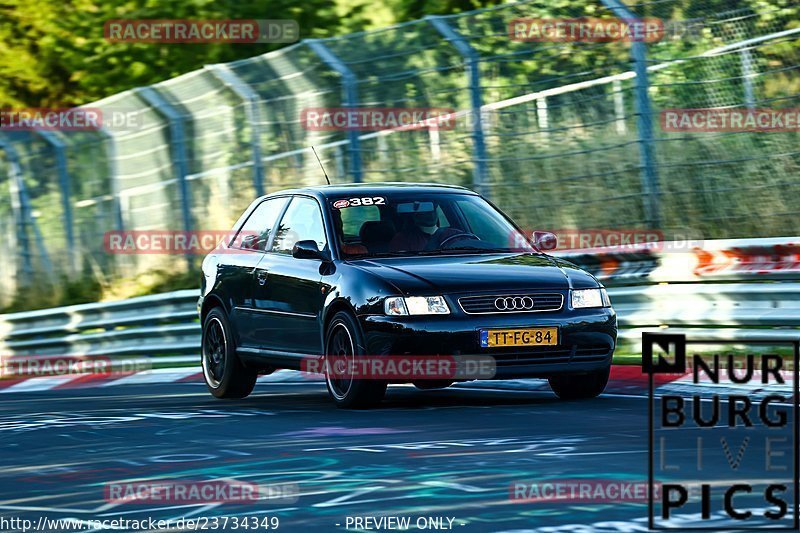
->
(202, 307, 257, 399)
(324, 311, 387, 409)
(548, 367, 610, 400)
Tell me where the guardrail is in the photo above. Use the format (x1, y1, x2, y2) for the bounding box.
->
(0, 290, 200, 359)
(612, 282, 800, 345)
(1, 237, 799, 361)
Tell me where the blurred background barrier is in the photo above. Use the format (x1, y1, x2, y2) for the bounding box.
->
(1, 237, 798, 363)
(0, 0, 798, 311)
(558, 235, 800, 283)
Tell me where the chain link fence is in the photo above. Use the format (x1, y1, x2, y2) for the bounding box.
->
(0, 0, 798, 309)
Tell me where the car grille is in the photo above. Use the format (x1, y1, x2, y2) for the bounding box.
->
(491, 346, 573, 365)
(573, 345, 613, 363)
(458, 293, 563, 314)
(491, 345, 612, 366)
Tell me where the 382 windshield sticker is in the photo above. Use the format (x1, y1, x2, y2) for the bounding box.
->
(332, 197, 386, 209)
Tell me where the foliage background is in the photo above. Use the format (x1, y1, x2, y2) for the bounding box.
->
(0, 0, 798, 312)
(0, 0, 511, 108)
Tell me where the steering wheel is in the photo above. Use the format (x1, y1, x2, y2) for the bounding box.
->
(438, 231, 481, 249)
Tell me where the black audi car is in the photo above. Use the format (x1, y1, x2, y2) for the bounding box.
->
(198, 183, 616, 407)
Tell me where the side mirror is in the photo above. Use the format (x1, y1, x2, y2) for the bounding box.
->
(532, 231, 558, 251)
(292, 240, 327, 260)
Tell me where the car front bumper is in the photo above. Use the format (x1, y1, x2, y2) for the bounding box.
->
(359, 307, 616, 379)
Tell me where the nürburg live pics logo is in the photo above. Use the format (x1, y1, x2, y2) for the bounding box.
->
(643, 332, 799, 529)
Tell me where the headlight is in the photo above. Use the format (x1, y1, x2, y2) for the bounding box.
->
(384, 296, 450, 315)
(571, 288, 610, 309)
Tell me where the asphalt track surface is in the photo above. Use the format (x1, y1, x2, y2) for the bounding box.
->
(0, 380, 795, 532)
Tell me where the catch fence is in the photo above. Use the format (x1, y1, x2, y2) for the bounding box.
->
(1, 0, 798, 308)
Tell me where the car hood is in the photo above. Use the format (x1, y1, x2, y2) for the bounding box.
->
(349, 253, 600, 294)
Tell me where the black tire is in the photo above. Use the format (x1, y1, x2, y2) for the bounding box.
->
(548, 366, 610, 400)
(202, 307, 257, 399)
(324, 311, 387, 409)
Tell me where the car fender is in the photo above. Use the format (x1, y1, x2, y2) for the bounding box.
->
(320, 263, 400, 334)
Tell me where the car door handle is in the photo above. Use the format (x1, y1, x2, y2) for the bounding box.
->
(255, 268, 268, 286)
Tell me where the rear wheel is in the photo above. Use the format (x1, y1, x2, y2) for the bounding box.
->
(324, 311, 387, 409)
(548, 367, 610, 400)
(202, 307, 257, 399)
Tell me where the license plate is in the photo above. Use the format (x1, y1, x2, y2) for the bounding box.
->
(480, 327, 558, 348)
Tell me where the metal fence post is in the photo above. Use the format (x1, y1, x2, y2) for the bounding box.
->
(599, 0, 661, 229)
(740, 48, 756, 109)
(136, 87, 194, 235)
(427, 15, 490, 197)
(100, 128, 125, 232)
(206, 64, 266, 196)
(0, 137, 32, 285)
(306, 39, 362, 183)
(36, 130, 77, 274)
(0, 135, 54, 282)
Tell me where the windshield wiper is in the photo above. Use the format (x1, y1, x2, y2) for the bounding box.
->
(349, 250, 484, 258)
(408, 248, 515, 255)
(346, 251, 417, 259)
(346, 248, 533, 259)
(434, 246, 523, 254)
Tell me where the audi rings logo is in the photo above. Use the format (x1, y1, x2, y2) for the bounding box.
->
(494, 296, 535, 311)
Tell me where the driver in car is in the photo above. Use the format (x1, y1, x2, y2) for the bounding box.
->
(389, 208, 438, 252)
(389, 206, 468, 253)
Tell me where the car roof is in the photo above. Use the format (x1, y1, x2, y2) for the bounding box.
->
(260, 182, 477, 200)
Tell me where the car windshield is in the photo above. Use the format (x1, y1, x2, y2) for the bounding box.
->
(329, 192, 536, 258)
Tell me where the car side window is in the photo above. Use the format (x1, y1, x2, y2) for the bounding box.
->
(271, 197, 328, 255)
(234, 197, 288, 251)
